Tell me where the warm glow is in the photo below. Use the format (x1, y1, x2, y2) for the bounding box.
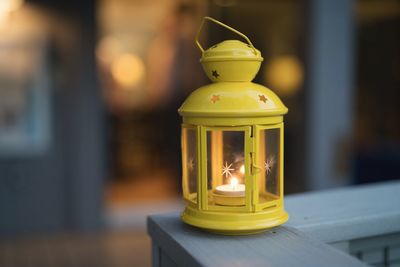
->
(96, 36, 122, 65)
(265, 55, 304, 96)
(230, 176, 239, 190)
(0, 0, 23, 13)
(0, 0, 23, 24)
(111, 53, 145, 89)
(239, 164, 245, 174)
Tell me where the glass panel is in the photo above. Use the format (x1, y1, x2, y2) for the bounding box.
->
(258, 128, 280, 204)
(182, 127, 197, 203)
(207, 130, 246, 207)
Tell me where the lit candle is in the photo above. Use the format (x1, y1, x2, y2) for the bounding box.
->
(215, 176, 245, 197)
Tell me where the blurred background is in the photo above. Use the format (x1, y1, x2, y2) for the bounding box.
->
(0, 0, 398, 266)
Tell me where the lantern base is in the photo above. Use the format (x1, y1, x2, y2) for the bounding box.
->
(212, 192, 245, 206)
(181, 205, 288, 235)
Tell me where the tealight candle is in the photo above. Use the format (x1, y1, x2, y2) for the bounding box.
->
(215, 177, 245, 197)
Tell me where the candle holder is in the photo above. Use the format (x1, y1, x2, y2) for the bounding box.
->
(179, 17, 288, 235)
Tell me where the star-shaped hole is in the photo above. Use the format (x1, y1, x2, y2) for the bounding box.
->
(264, 155, 276, 175)
(187, 158, 194, 171)
(259, 94, 268, 103)
(211, 94, 220, 103)
(222, 161, 234, 178)
(212, 70, 220, 79)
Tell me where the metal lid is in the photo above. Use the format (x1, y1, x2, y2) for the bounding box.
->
(201, 40, 263, 62)
(178, 82, 288, 118)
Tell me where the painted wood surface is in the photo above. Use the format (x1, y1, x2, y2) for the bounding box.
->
(148, 181, 400, 267)
(148, 213, 366, 267)
(285, 181, 400, 243)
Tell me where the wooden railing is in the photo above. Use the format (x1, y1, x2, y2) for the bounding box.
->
(148, 181, 400, 267)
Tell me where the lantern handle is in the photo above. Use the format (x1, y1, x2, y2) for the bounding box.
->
(195, 16, 257, 55)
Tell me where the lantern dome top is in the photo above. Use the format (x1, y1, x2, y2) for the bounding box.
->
(201, 40, 263, 62)
(200, 40, 263, 82)
(178, 82, 288, 118)
(196, 17, 264, 82)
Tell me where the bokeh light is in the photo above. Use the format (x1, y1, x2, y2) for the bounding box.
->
(265, 55, 304, 96)
(111, 53, 145, 89)
(96, 35, 122, 65)
(0, 0, 23, 24)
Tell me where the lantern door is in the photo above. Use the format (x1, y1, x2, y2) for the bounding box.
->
(254, 123, 283, 211)
(200, 126, 252, 212)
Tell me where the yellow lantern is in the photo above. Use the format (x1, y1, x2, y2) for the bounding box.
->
(179, 17, 288, 235)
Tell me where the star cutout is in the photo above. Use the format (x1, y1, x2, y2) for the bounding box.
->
(259, 94, 268, 103)
(222, 161, 234, 178)
(265, 156, 276, 175)
(211, 70, 220, 79)
(211, 94, 220, 103)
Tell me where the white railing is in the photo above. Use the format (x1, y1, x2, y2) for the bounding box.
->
(148, 181, 400, 267)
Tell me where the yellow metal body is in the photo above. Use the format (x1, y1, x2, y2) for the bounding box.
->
(179, 17, 289, 235)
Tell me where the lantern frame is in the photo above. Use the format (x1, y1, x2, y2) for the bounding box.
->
(180, 120, 287, 234)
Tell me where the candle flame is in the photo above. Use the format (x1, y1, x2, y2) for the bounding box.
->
(230, 176, 238, 190)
